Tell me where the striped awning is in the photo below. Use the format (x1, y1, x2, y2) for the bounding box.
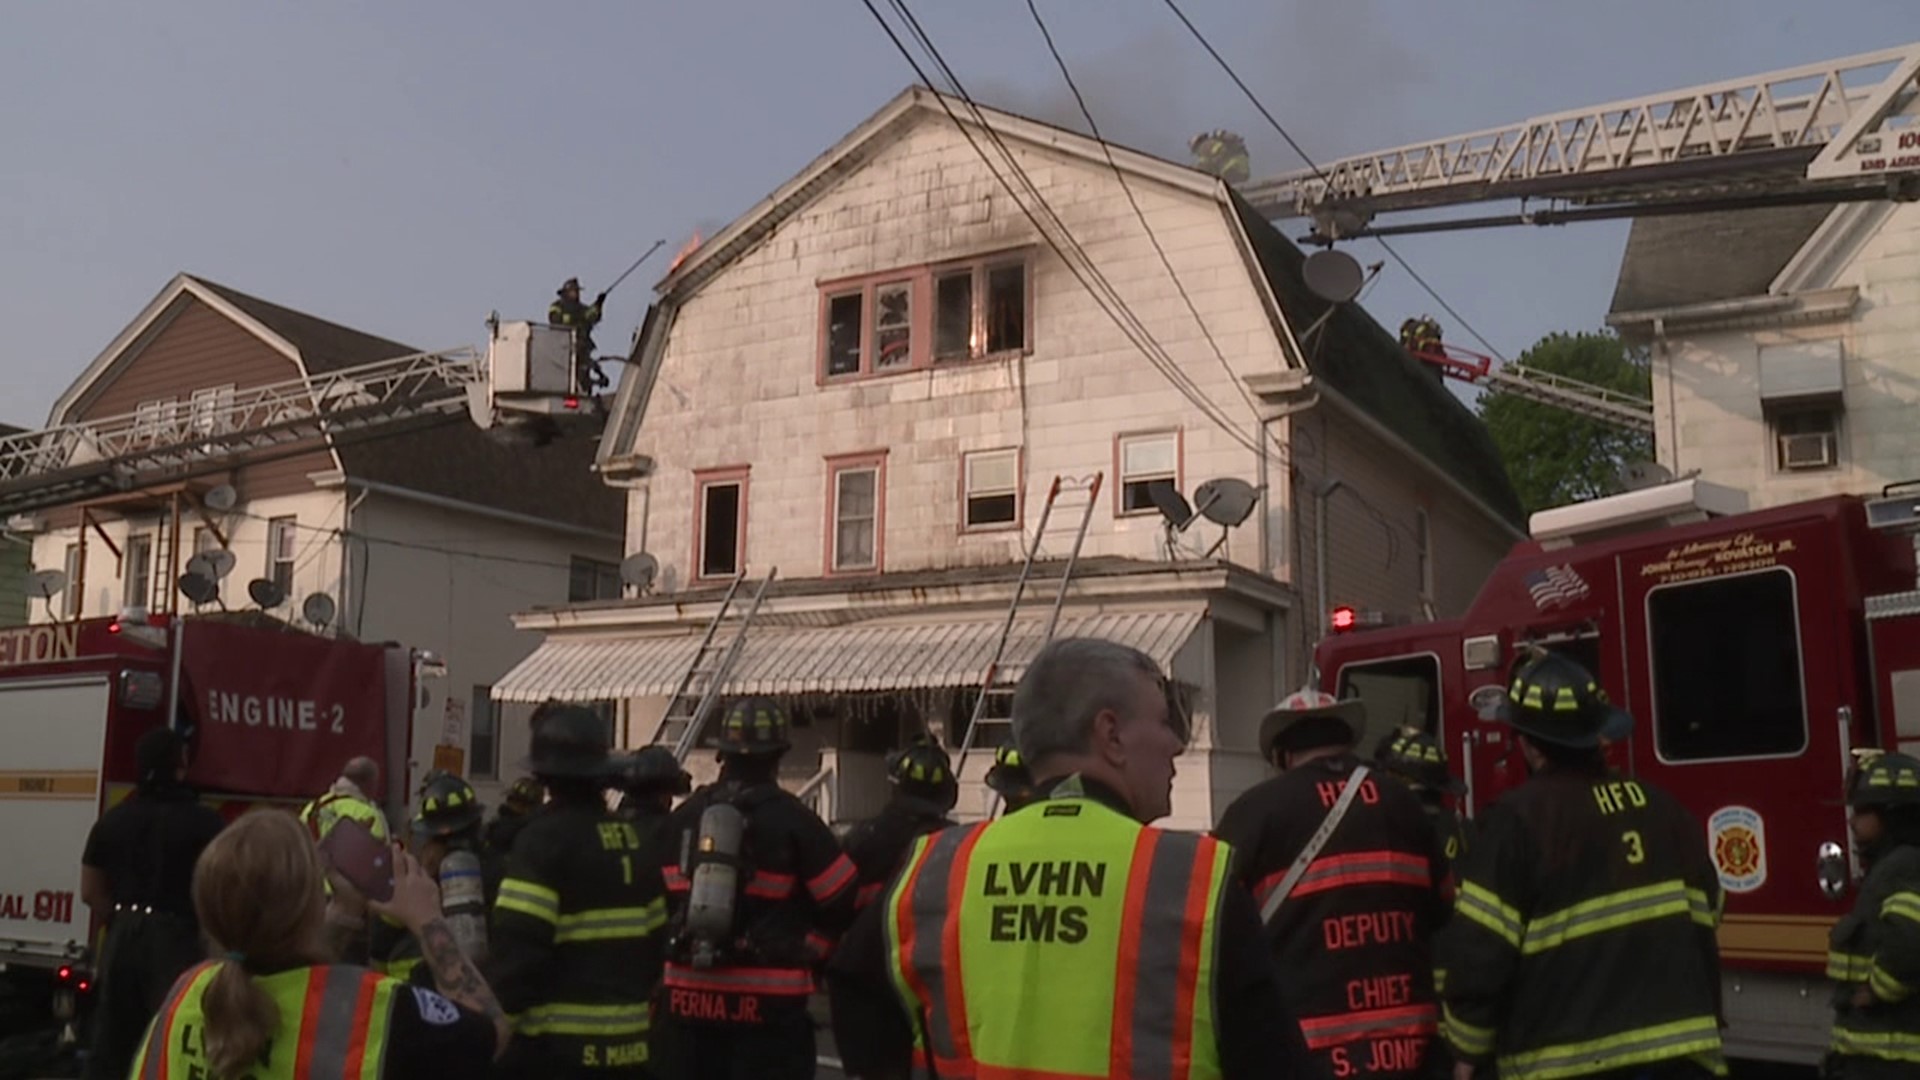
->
(492, 609, 1202, 703)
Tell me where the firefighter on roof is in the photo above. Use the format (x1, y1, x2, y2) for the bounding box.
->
(549, 276, 609, 395)
(1399, 315, 1443, 356)
(1189, 128, 1251, 184)
(1441, 653, 1725, 1080)
(1826, 749, 1920, 1078)
(651, 696, 857, 1080)
(1214, 688, 1448, 1079)
(841, 734, 957, 910)
(490, 705, 667, 1078)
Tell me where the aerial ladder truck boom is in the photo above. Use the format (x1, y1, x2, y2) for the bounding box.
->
(1245, 41, 1920, 239)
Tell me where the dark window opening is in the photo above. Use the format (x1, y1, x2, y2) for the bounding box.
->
(701, 482, 743, 578)
(1650, 569, 1807, 761)
(826, 294, 863, 377)
(568, 557, 622, 602)
(470, 686, 499, 779)
(935, 272, 973, 359)
(1337, 655, 1441, 752)
(986, 264, 1027, 353)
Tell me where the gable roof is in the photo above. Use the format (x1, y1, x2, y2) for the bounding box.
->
(1610, 204, 1836, 314)
(1228, 195, 1524, 527)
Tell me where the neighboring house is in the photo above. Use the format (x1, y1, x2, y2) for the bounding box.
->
(0, 424, 26, 625)
(1608, 201, 1920, 505)
(18, 274, 623, 806)
(494, 88, 1522, 829)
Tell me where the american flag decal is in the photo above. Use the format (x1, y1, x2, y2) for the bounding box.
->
(1523, 565, 1591, 610)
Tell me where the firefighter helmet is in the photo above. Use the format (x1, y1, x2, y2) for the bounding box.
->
(558, 277, 582, 295)
(1848, 750, 1920, 808)
(715, 696, 791, 756)
(414, 773, 484, 837)
(1259, 688, 1367, 755)
(621, 745, 692, 796)
(504, 776, 544, 811)
(526, 705, 615, 778)
(885, 736, 956, 803)
(1496, 653, 1632, 749)
(1376, 727, 1464, 793)
(986, 743, 1039, 807)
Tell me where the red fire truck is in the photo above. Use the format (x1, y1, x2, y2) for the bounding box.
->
(0, 612, 429, 1041)
(1312, 479, 1920, 1065)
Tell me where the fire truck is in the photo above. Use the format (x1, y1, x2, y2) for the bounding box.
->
(1311, 477, 1920, 1064)
(0, 612, 435, 1051)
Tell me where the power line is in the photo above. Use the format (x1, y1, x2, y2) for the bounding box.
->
(1156, 0, 1510, 363)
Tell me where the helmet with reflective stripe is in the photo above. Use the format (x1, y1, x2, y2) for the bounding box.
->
(526, 705, 615, 778)
(621, 745, 692, 796)
(885, 736, 956, 804)
(414, 773, 484, 837)
(985, 741, 1038, 808)
(1259, 687, 1367, 755)
(1376, 726, 1464, 793)
(504, 776, 544, 811)
(1496, 653, 1631, 749)
(1848, 750, 1920, 808)
(716, 696, 791, 756)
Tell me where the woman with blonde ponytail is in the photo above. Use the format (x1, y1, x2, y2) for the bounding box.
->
(129, 810, 509, 1078)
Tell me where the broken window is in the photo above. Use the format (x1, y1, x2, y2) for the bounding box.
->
(698, 473, 746, 579)
(964, 448, 1020, 529)
(935, 271, 974, 360)
(1118, 431, 1180, 514)
(873, 282, 913, 370)
(985, 263, 1027, 353)
(831, 458, 884, 572)
(825, 293, 864, 377)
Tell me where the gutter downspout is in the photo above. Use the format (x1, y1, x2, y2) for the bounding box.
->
(1655, 317, 1679, 478)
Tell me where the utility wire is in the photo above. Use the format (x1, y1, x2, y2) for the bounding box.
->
(1156, 0, 1510, 363)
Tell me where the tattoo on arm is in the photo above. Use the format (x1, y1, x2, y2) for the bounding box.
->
(416, 917, 509, 1039)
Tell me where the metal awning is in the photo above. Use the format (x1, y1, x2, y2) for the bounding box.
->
(492, 610, 1203, 703)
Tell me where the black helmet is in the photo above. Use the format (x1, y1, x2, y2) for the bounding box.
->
(1848, 750, 1920, 808)
(621, 746, 692, 796)
(1376, 727, 1464, 794)
(526, 705, 614, 778)
(986, 743, 1036, 799)
(504, 776, 544, 811)
(414, 773, 484, 837)
(715, 696, 790, 756)
(886, 736, 956, 803)
(1496, 653, 1631, 749)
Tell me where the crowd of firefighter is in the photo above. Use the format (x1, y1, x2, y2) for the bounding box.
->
(70, 634, 1920, 1079)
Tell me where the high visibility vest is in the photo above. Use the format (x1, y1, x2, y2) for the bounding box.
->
(883, 795, 1231, 1080)
(301, 790, 391, 844)
(130, 961, 399, 1079)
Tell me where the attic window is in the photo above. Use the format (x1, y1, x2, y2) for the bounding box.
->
(819, 250, 1033, 381)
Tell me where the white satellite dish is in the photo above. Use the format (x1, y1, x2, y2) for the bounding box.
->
(27, 568, 67, 600)
(203, 484, 238, 512)
(620, 552, 659, 591)
(1620, 460, 1674, 492)
(1302, 249, 1365, 304)
(301, 592, 338, 628)
(1194, 478, 1260, 527)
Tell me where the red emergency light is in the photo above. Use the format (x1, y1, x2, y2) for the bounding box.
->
(563, 396, 580, 410)
(1330, 606, 1358, 633)
(56, 966, 71, 981)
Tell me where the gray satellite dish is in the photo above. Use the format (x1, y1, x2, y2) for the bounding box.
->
(1147, 480, 1193, 529)
(178, 572, 219, 607)
(620, 552, 659, 591)
(185, 553, 218, 581)
(1620, 460, 1674, 492)
(1302, 249, 1365, 304)
(203, 484, 238, 512)
(1194, 478, 1260, 527)
(27, 568, 67, 600)
(247, 578, 286, 609)
(205, 549, 237, 580)
(301, 592, 337, 628)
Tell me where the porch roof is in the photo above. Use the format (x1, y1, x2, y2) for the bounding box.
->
(492, 608, 1203, 703)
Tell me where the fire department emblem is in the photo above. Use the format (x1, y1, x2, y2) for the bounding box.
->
(1708, 805, 1767, 893)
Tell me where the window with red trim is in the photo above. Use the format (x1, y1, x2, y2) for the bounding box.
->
(962, 448, 1020, 531)
(694, 467, 748, 580)
(1116, 431, 1180, 515)
(828, 454, 886, 573)
(819, 251, 1031, 380)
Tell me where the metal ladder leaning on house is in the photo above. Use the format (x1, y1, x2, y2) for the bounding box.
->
(954, 473, 1104, 777)
(654, 568, 778, 763)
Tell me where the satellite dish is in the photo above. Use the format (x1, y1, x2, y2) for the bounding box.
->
(185, 553, 218, 581)
(177, 572, 219, 607)
(301, 592, 337, 628)
(1194, 478, 1260, 527)
(205, 549, 237, 579)
(1147, 480, 1193, 529)
(203, 484, 238, 511)
(247, 578, 286, 609)
(620, 552, 659, 591)
(27, 568, 67, 599)
(1302, 249, 1365, 304)
(1620, 460, 1674, 492)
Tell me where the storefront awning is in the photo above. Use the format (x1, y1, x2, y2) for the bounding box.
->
(492, 609, 1203, 703)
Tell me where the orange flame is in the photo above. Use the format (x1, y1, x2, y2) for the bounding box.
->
(668, 231, 704, 275)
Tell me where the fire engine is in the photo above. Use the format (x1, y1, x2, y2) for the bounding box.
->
(1312, 477, 1920, 1064)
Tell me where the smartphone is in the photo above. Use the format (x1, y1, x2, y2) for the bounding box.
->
(317, 817, 396, 903)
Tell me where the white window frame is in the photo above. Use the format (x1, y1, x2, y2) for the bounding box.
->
(963, 448, 1022, 531)
(1116, 430, 1181, 516)
(829, 457, 885, 573)
(122, 534, 153, 610)
(1770, 407, 1841, 472)
(62, 543, 81, 617)
(266, 516, 297, 594)
(188, 384, 236, 437)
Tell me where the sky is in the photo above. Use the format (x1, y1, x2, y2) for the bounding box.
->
(1, 0, 1914, 430)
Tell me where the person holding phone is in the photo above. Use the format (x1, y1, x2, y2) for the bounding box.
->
(129, 809, 511, 1077)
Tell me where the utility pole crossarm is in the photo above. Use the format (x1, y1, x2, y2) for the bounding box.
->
(1246, 42, 1920, 229)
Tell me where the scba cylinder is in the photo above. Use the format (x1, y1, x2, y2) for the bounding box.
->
(686, 803, 747, 948)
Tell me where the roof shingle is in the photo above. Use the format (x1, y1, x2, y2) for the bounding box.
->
(1609, 205, 1834, 314)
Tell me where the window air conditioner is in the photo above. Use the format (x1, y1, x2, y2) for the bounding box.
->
(1779, 431, 1836, 470)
